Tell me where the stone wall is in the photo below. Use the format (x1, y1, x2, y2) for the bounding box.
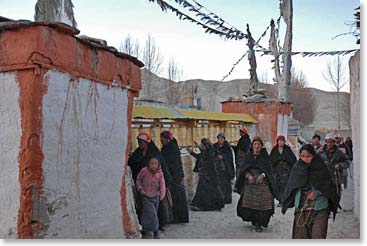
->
(0, 21, 142, 238)
(0, 72, 22, 238)
(349, 50, 360, 220)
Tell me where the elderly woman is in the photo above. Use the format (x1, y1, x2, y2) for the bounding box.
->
(269, 135, 297, 207)
(236, 137, 279, 232)
(190, 138, 225, 211)
(282, 144, 338, 239)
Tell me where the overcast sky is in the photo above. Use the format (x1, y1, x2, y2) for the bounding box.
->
(0, 0, 360, 92)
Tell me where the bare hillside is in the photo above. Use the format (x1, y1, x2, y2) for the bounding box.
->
(138, 69, 350, 130)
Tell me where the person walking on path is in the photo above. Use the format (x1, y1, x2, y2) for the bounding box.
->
(236, 137, 279, 232)
(345, 137, 353, 161)
(311, 134, 323, 152)
(269, 135, 297, 207)
(136, 157, 166, 239)
(190, 138, 225, 211)
(233, 127, 251, 182)
(160, 131, 189, 224)
(334, 134, 352, 189)
(282, 144, 339, 239)
(213, 132, 235, 204)
(317, 133, 349, 204)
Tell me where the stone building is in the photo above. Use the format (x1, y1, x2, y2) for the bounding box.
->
(0, 20, 143, 238)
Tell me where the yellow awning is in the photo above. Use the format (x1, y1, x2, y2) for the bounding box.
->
(132, 105, 257, 123)
(177, 109, 258, 123)
(132, 105, 182, 119)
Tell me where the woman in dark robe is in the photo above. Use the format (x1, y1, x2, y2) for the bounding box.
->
(190, 138, 225, 211)
(233, 127, 251, 182)
(127, 132, 173, 232)
(236, 137, 279, 232)
(282, 144, 338, 239)
(213, 132, 235, 204)
(160, 131, 189, 224)
(269, 135, 297, 207)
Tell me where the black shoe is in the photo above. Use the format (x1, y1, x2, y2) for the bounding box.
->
(154, 231, 160, 239)
(190, 205, 201, 211)
(255, 224, 262, 232)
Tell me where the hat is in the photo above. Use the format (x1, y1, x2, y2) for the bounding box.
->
(325, 133, 335, 141)
(252, 137, 264, 146)
(160, 130, 173, 140)
(334, 133, 341, 139)
(240, 127, 248, 134)
(217, 132, 226, 139)
(276, 135, 286, 142)
(137, 132, 151, 143)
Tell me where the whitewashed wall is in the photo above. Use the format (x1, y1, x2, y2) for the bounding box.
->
(0, 72, 21, 238)
(349, 50, 360, 220)
(41, 70, 129, 238)
(277, 114, 289, 140)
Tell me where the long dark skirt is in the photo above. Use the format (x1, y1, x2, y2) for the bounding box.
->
(170, 183, 189, 223)
(292, 210, 329, 239)
(218, 175, 232, 204)
(191, 176, 225, 211)
(275, 164, 292, 198)
(237, 183, 274, 227)
(158, 195, 173, 227)
(141, 195, 159, 232)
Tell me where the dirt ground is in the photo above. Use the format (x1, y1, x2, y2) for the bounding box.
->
(159, 178, 360, 240)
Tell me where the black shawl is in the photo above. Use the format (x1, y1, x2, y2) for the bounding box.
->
(199, 146, 220, 186)
(235, 148, 279, 200)
(281, 157, 338, 219)
(128, 140, 172, 184)
(213, 141, 235, 179)
(161, 138, 185, 185)
(269, 144, 297, 169)
(235, 134, 251, 155)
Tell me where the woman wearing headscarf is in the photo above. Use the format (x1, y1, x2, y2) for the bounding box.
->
(190, 138, 225, 211)
(127, 132, 173, 232)
(213, 132, 235, 204)
(281, 144, 338, 239)
(236, 137, 279, 232)
(160, 131, 189, 224)
(269, 135, 297, 207)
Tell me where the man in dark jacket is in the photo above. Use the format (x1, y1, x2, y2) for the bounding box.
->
(160, 131, 189, 224)
(317, 133, 349, 204)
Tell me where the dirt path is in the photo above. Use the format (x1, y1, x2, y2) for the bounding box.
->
(159, 181, 360, 239)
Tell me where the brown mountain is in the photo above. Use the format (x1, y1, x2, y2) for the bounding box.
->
(138, 69, 350, 130)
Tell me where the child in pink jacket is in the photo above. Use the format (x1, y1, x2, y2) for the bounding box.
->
(136, 157, 166, 238)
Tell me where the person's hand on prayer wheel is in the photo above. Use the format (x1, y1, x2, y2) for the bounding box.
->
(256, 174, 264, 184)
(246, 174, 255, 184)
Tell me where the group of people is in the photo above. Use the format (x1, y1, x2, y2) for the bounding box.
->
(128, 131, 189, 239)
(233, 131, 351, 238)
(128, 128, 353, 239)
